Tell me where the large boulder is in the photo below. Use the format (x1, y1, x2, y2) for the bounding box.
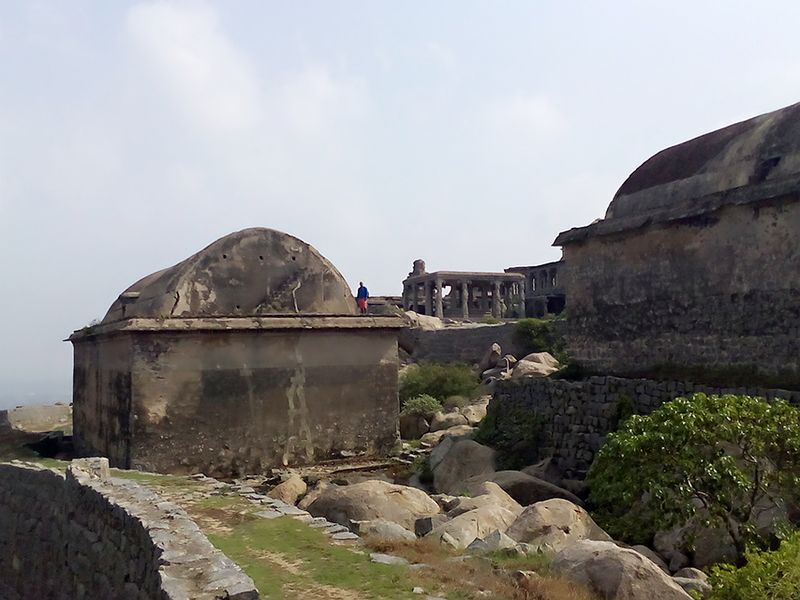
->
(467, 470, 582, 506)
(654, 522, 737, 570)
(432, 439, 496, 495)
(519, 352, 560, 369)
(512, 359, 559, 379)
(552, 540, 693, 600)
(460, 399, 489, 426)
(350, 519, 417, 542)
(521, 457, 564, 487)
(307, 480, 440, 531)
(427, 505, 518, 549)
(399, 414, 430, 439)
(430, 411, 469, 432)
(447, 482, 523, 517)
(268, 474, 307, 505)
(404, 311, 443, 331)
(420, 425, 476, 447)
(478, 343, 502, 372)
(506, 499, 611, 551)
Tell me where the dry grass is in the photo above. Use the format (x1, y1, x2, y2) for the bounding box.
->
(364, 537, 597, 600)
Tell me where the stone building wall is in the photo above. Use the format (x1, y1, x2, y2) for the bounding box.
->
(562, 199, 800, 385)
(74, 320, 401, 476)
(0, 460, 258, 600)
(490, 376, 800, 478)
(401, 323, 523, 365)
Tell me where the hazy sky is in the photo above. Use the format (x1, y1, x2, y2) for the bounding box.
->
(2, 1, 800, 407)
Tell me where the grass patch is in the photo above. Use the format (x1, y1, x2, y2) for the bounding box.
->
(208, 517, 422, 599)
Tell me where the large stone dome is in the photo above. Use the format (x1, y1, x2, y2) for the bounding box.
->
(103, 228, 356, 322)
(556, 101, 800, 244)
(606, 101, 800, 221)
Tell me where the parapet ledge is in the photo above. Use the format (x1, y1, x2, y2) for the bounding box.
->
(68, 314, 406, 340)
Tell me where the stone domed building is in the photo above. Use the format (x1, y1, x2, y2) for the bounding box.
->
(555, 102, 800, 385)
(70, 228, 404, 476)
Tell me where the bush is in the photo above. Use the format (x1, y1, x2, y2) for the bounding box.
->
(707, 532, 800, 599)
(474, 401, 543, 470)
(513, 318, 567, 362)
(587, 393, 800, 560)
(401, 394, 442, 417)
(399, 362, 478, 404)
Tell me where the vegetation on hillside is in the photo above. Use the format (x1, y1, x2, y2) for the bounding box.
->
(400, 394, 442, 417)
(707, 532, 800, 600)
(587, 393, 800, 561)
(513, 317, 567, 363)
(399, 362, 478, 405)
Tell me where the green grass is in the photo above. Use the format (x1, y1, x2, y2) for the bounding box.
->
(207, 516, 424, 599)
(110, 468, 195, 488)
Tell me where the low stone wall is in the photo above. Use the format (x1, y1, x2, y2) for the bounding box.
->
(0, 459, 258, 600)
(402, 323, 523, 364)
(490, 376, 800, 478)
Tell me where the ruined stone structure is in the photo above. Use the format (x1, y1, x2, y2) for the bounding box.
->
(490, 377, 800, 478)
(506, 259, 566, 317)
(70, 228, 404, 476)
(402, 260, 525, 319)
(0, 459, 257, 599)
(555, 102, 800, 385)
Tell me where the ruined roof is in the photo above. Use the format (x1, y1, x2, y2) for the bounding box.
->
(555, 101, 800, 245)
(101, 228, 357, 323)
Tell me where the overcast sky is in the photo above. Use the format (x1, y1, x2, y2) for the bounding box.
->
(2, 1, 800, 408)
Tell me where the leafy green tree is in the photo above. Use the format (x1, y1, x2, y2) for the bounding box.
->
(400, 394, 442, 417)
(708, 532, 800, 600)
(399, 362, 478, 403)
(587, 393, 800, 561)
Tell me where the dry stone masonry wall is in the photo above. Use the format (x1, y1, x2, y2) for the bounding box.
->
(0, 459, 258, 600)
(490, 376, 800, 478)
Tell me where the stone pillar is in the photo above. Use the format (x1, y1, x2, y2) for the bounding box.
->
(461, 281, 469, 319)
(411, 283, 419, 312)
(424, 281, 433, 316)
(402, 284, 408, 310)
(435, 279, 444, 318)
(492, 281, 501, 318)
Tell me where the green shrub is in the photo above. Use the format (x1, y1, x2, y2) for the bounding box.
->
(707, 532, 800, 599)
(587, 393, 800, 559)
(400, 394, 442, 417)
(513, 318, 567, 362)
(399, 362, 478, 404)
(474, 401, 543, 470)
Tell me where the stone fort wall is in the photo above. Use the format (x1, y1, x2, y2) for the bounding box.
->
(401, 323, 524, 364)
(0, 460, 258, 600)
(490, 376, 800, 478)
(562, 200, 800, 385)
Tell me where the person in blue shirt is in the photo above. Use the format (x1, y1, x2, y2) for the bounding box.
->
(356, 282, 369, 314)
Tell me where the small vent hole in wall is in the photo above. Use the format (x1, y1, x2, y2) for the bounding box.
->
(236, 305, 241, 310)
(292, 256, 296, 261)
(259, 255, 264, 261)
(222, 254, 228, 259)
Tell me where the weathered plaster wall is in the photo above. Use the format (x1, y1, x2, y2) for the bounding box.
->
(75, 326, 400, 476)
(0, 460, 258, 600)
(72, 333, 133, 465)
(563, 199, 800, 383)
(490, 376, 800, 478)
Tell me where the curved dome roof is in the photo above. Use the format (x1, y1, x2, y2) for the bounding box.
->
(606, 101, 800, 220)
(103, 228, 356, 323)
(555, 101, 800, 244)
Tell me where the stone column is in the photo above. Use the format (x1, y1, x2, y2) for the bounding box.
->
(435, 278, 444, 318)
(424, 281, 433, 316)
(402, 284, 408, 310)
(492, 280, 501, 318)
(461, 281, 469, 319)
(411, 283, 419, 313)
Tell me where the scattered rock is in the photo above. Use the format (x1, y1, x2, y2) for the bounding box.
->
(478, 343, 502, 372)
(415, 514, 451, 537)
(405, 311, 444, 331)
(519, 352, 560, 369)
(552, 540, 692, 599)
(427, 505, 518, 549)
(350, 519, 416, 542)
(370, 553, 410, 566)
(520, 457, 563, 487)
(467, 470, 582, 506)
(298, 482, 330, 511)
(467, 529, 518, 554)
(429, 412, 469, 432)
(506, 499, 611, 552)
(672, 577, 711, 597)
(432, 439, 496, 495)
(400, 414, 430, 440)
(420, 426, 476, 447)
(673, 568, 708, 582)
(511, 359, 559, 379)
(447, 482, 522, 518)
(460, 401, 489, 426)
(267, 475, 307, 506)
(307, 480, 440, 531)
